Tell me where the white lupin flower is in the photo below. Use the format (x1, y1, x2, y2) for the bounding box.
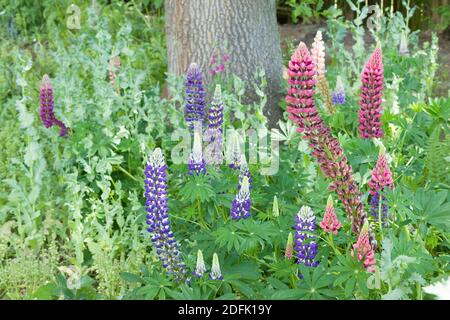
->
(209, 253, 223, 280)
(193, 249, 206, 277)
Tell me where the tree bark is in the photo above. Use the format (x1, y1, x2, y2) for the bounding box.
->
(165, 0, 284, 128)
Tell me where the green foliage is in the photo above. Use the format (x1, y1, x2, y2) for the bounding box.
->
(0, 0, 449, 301)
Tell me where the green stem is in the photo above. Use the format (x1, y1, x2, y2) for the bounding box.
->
(115, 165, 138, 182)
(378, 194, 384, 242)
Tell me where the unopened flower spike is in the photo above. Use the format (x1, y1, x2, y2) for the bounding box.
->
(358, 46, 384, 139)
(193, 249, 206, 277)
(320, 195, 342, 235)
(272, 195, 280, 218)
(209, 253, 223, 280)
(285, 232, 294, 259)
(352, 221, 376, 273)
(145, 148, 187, 280)
(109, 55, 121, 86)
(188, 127, 206, 175)
(294, 206, 319, 268)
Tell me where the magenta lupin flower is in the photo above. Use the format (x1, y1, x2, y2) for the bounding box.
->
(320, 195, 342, 235)
(39, 74, 69, 137)
(286, 42, 371, 238)
(358, 47, 384, 139)
(368, 150, 394, 196)
(351, 222, 376, 273)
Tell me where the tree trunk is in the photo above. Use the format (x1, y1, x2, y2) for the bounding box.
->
(165, 0, 284, 128)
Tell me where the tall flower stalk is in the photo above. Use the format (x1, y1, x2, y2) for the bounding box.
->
(358, 46, 384, 139)
(311, 31, 335, 114)
(294, 206, 319, 268)
(286, 42, 371, 239)
(108, 55, 121, 87)
(205, 84, 224, 165)
(144, 148, 186, 280)
(39, 74, 69, 137)
(185, 63, 206, 131)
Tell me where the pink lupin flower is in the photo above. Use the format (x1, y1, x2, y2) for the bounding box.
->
(368, 149, 394, 196)
(351, 222, 376, 273)
(286, 42, 372, 239)
(109, 56, 121, 86)
(358, 46, 384, 139)
(320, 195, 342, 235)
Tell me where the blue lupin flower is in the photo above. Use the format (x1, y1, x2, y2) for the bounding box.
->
(230, 174, 251, 220)
(145, 148, 186, 280)
(238, 155, 252, 190)
(209, 253, 223, 280)
(331, 76, 346, 105)
(188, 129, 207, 175)
(185, 63, 206, 131)
(369, 192, 389, 225)
(294, 206, 319, 268)
(205, 84, 224, 165)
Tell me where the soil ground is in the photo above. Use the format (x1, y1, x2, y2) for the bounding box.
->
(278, 22, 450, 97)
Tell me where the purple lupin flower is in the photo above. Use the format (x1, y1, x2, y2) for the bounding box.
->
(369, 193, 389, 224)
(185, 63, 206, 131)
(39, 74, 69, 137)
(145, 148, 186, 280)
(204, 84, 224, 165)
(188, 129, 207, 175)
(294, 206, 319, 268)
(230, 175, 251, 220)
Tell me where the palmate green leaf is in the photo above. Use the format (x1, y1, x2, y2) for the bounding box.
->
(409, 189, 450, 230)
(179, 175, 215, 203)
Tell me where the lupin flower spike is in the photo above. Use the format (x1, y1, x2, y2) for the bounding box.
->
(188, 128, 207, 175)
(145, 148, 187, 280)
(332, 76, 346, 105)
(311, 31, 325, 78)
(185, 63, 206, 131)
(39, 74, 69, 137)
(358, 46, 384, 139)
(209, 253, 223, 280)
(238, 154, 252, 189)
(205, 84, 224, 165)
(368, 149, 394, 196)
(320, 195, 342, 235)
(285, 232, 294, 259)
(286, 42, 372, 240)
(294, 206, 319, 268)
(311, 31, 335, 114)
(193, 249, 207, 277)
(272, 195, 280, 218)
(230, 175, 251, 220)
(399, 31, 409, 56)
(352, 221, 376, 273)
(368, 149, 394, 222)
(228, 132, 242, 170)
